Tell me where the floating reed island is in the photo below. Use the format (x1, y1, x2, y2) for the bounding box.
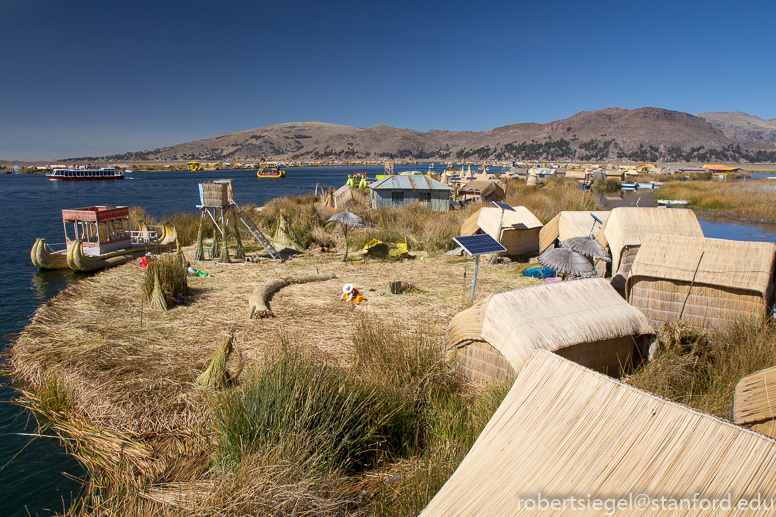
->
(11, 174, 776, 515)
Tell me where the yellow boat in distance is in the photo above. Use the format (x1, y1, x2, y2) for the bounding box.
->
(187, 161, 204, 171)
(257, 166, 286, 178)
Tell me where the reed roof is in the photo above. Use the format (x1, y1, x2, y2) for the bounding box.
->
(597, 207, 703, 271)
(457, 180, 504, 201)
(626, 234, 776, 296)
(420, 350, 776, 517)
(446, 278, 652, 373)
(540, 211, 610, 253)
(733, 365, 776, 427)
(460, 206, 542, 239)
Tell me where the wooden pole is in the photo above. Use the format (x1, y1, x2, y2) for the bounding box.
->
(469, 254, 480, 306)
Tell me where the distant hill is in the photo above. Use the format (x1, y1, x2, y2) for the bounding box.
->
(87, 108, 776, 164)
(698, 111, 776, 146)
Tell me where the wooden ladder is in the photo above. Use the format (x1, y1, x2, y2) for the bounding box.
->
(230, 201, 282, 264)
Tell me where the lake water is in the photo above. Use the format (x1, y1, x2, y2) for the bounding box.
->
(2, 165, 776, 516)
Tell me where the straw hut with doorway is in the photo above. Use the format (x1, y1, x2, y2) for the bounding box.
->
(597, 207, 704, 290)
(460, 206, 542, 256)
(540, 210, 610, 253)
(457, 180, 505, 204)
(333, 184, 366, 210)
(446, 278, 654, 385)
(419, 351, 776, 517)
(626, 234, 776, 330)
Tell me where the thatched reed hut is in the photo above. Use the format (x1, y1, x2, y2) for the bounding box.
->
(457, 180, 505, 203)
(333, 184, 366, 210)
(460, 206, 542, 256)
(597, 207, 704, 289)
(733, 366, 776, 438)
(446, 278, 653, 384)
(539, 210, 610, 253)
(419, 351, 776, 517)
(626, 234, 776, 330)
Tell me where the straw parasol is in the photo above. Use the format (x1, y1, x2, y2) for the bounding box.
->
(538, 247, 597, 278)
(560, 236, 611, 262)
(327, 210, 366, 262)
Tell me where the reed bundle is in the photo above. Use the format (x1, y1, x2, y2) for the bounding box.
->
(248, 272, 337, 319)
(195, 331, 243, 388)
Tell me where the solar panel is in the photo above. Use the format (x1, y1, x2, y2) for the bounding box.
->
(589, 211, 603, 224)
(453, 234, 506, 256)
(491, 201, 516, 212)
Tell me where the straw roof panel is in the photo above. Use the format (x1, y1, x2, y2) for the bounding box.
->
(540, 211, 609, 253)
(420, 351, 776, 517)
(733, 366, 776, 427)
(446, 278, 653, 375)
(627, 234, 776, 295)
(460, 206, 542, 239)
(333, 184, 366, 209)
(597, 208, 703, 274)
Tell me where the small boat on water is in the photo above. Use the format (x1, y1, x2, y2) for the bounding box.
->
(257, 166, 286, 178)
(46, 166, 124, 181)
(187, 161, 203, 171)
(31, 206, 177, 271)
(657, 199, 690, 208)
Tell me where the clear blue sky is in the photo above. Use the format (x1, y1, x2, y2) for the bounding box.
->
(1, 0, 773, 161)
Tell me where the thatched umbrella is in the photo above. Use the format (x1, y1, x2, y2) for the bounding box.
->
(560, 236, 611, 262)
(538, 247, 597, 278)
(328, 210, 366, 262)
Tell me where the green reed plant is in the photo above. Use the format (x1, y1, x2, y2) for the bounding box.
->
(212, 342, 416, 474)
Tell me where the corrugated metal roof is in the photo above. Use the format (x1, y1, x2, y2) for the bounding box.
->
(370, 175, 451, 191)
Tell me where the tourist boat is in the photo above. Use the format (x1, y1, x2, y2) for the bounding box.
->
(46, 167, 124, 181)
(187, 161, 204, 171)
(31, 206, 177, 271)
(257, 166, 286, 178)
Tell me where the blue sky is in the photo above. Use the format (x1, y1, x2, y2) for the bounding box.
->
(1, 0, 774, 160)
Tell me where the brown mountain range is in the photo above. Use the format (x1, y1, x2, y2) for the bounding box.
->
(96, 107, 776, 164)
(697, 111, 776, 146)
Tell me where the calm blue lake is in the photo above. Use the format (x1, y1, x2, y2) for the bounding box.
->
(1, 165, 775, 516)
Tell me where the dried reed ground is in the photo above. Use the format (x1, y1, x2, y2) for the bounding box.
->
(12, 250, 539, 436)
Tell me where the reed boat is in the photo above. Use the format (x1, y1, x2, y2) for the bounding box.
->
(31, 205, 177, 271)
(30, 239, 70, 269)
(257, 167, 286, 178)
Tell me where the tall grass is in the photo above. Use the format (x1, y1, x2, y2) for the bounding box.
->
(213, 341, 417, 474)
(207, 320, 511, 516)
(626, 319, 776, 418)
(657, 180, 776, 223)
(503, 178, 601, 223)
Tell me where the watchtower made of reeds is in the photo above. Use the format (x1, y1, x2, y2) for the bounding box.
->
(196, 179, 281, 263)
